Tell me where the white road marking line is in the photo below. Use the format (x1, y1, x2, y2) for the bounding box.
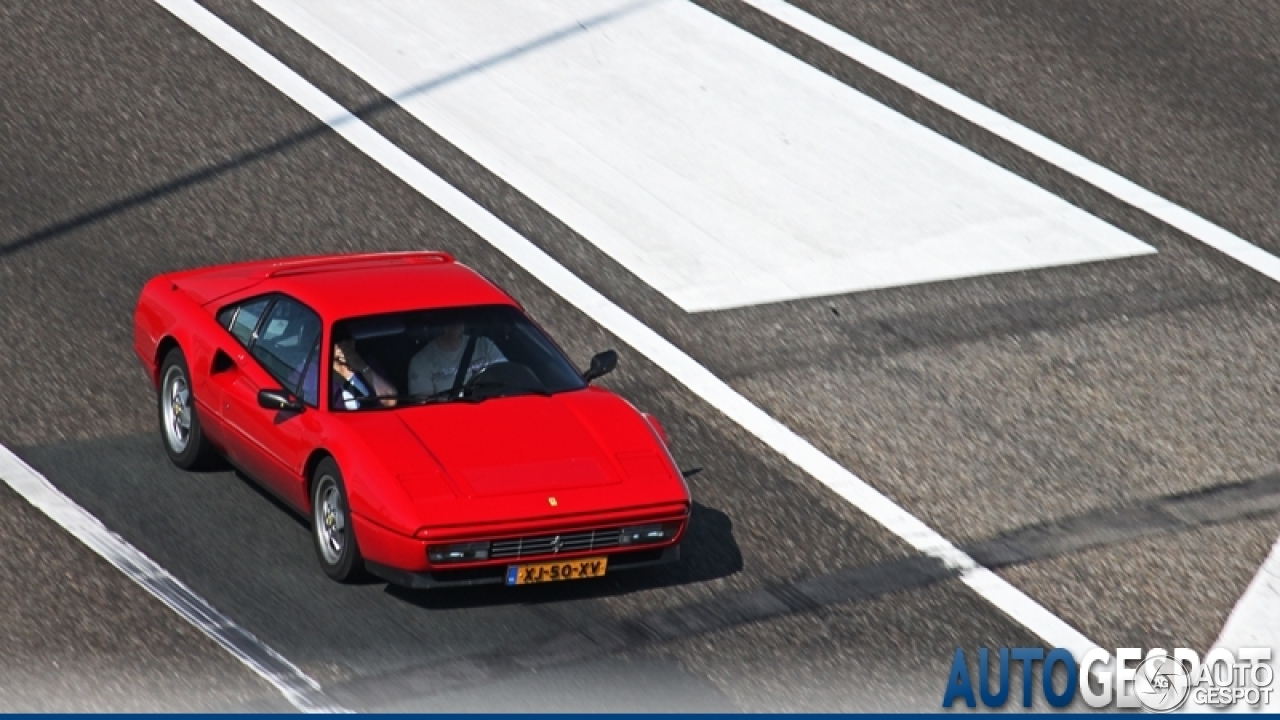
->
(1185, 536, 1280, 712)
(153, 0, 1100, 659)
(248, 0, 1152, 313)
(745, 0, 1280, 675)
(741, 0, 1280, 284)
(0, 445, 347, 713)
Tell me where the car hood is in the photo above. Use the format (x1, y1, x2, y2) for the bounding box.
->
(400, 394, 622, 498)
(344, 389, 687, 533)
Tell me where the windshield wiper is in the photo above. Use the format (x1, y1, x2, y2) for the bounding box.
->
(397, 389, 460, 407)
(396, 378, 550, 408)
(461, 379, 551, 400)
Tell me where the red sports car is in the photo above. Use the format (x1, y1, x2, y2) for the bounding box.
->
(133, 251, 690, 587)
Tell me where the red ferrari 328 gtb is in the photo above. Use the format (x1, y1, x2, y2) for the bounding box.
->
(133, 251, 690, 587)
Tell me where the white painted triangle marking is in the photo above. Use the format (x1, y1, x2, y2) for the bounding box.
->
(250, 0, 1153, 312)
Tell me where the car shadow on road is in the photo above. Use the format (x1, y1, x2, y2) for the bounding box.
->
(384, 501, 743, 610)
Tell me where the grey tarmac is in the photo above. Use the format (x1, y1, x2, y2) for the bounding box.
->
(0, 0, 1277, 710)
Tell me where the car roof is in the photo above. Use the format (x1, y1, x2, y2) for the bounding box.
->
(172, 252, 518, 319)
(272, 262, 516, 320)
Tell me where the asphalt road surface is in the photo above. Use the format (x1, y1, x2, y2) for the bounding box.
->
(1, 0, 1278, 711)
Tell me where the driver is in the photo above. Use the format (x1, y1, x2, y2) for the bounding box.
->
(333, 336, 398, 409)
(408, 321, 504, 396)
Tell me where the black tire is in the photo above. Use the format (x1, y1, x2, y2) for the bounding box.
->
(311, 457, 366, 583)
(158, 348, 216, 470)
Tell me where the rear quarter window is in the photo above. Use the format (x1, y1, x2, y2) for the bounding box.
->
(220, 297, 272, 346)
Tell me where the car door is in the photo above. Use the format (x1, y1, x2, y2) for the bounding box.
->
(201, 296, 271, 452)
(210, 294, 324, 509)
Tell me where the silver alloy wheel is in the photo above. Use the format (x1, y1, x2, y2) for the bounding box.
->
(314, 475, 345, 564)
(161, 364, 192, 453)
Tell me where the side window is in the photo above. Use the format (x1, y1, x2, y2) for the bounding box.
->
(218, 297, 273, 347)
(249, 297, 323, 398)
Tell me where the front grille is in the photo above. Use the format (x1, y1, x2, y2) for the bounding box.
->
(490, 527, 623, 560)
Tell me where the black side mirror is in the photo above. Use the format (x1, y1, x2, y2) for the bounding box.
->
(258, 389, 304, 412)
(583, 350, 618, 383)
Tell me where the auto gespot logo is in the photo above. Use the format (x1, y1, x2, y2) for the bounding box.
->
(942, 646, 1275, 711)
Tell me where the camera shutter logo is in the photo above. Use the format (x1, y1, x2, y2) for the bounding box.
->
(1135, 654, 1191, 712)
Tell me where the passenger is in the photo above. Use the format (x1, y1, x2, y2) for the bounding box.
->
(408, 321, 505, 397)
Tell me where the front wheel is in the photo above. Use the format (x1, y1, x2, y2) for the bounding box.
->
(158, 348, 216, 470)
(311, 458, 365, 583)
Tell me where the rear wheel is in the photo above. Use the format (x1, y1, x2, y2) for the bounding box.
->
(158, 348, 215, 470)
(311, 457, 366, 583)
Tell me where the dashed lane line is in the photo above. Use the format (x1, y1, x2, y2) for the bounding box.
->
(0, 445, 348, 713)
(154, 0, 1098, 660)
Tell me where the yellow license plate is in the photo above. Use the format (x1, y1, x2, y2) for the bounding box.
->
(506, 556, 608, 585)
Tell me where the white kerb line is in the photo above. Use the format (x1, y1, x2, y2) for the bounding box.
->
(740, 0, 1280, 284)
(0, 445, 348, 713)
(153, 0, 1099, 660)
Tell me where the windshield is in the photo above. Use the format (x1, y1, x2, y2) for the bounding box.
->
(326, 305, 586, 411)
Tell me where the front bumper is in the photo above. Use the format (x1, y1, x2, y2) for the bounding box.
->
(365, 544, 680, 589)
